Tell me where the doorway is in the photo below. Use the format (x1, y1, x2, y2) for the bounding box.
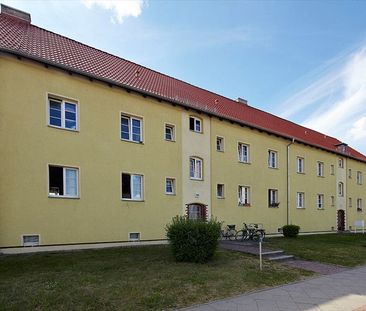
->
(337, 209, 345, 231)
(186, 203, 207, 221)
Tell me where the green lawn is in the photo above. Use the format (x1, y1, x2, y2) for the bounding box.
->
(0, 245, 311, 311)
(266, 233, 366, 267)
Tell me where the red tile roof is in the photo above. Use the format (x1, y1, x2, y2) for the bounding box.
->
(1, 11, 365, 162)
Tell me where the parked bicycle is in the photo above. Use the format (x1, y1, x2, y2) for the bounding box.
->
(221, 224, 237, 240)
(235, 223, 266, 241)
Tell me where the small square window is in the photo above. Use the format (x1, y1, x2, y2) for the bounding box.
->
(165, 124, 175, 141)
(22, 235, 40, 247)
(217, 184, 224, 198)
(129, 232, 140, 241)
(216, 137, 224, 152)
(165, 178, 176, 195)
(189, 116, 202, 133)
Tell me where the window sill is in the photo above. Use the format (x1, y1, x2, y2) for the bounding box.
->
(268, 204, 280, 208)
(48, 195, 80, 199)
(164, 139, 176, 142)
(357, 209, 363, 212)
(268, 166, 278, 170)
(296, 207, 305, 209)
(189, 130, 203, 134)
(297, 172, 305, 175)
(317, 175, 325, 178)
(121, 199, 144, 202)
(48, 124, 79, 132)
(120, 139, 144, 144)
(190, 177, 203, 181)
(317, 207, 325, 210)
(217, 196, 225, 199)
(216, 149, 224, 153)
(165, 193, 176, 196)
(238, 161, 251, 165)
(238, 204, 251, 207)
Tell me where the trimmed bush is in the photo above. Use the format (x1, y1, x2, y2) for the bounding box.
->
(166, 216, 221, 263)
(282, 225, 300, 238)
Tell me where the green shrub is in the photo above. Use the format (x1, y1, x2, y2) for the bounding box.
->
(166, 216, 221, 263)
(282, 225, 300, 238)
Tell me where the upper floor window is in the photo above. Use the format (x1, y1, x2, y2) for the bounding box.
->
(296, 192, 305, 208)
(48, 97, 78, 130)
(357, 171, 363, 185)
(317, 194, 324, 209)
(317, 161, 324, 177)
(165, 178, 176, 195)
(165, 124, 175, 141)
(49, 165, 79, 198)
(238, 143, 250, 163)
(338, 182, 344, 197)
(189, 116, 202, 133)
(348, 169, 352, 179)
(331, 195, 335, 206)
(121, 114, 142, 143)
(330, 164, 335, 175)
(338, 158, 344, 168)
(216, 136, 224, 152)
(268, 150, 278, 168)
(357, 198, 363, 212)
(190, 157, 203, 180)
(122, 173, 143, 200)
(349, 197, 352, 207)
(238, 186, 250, 206)
(217, 184, 225, 198)
(297, 157, 304, 173)
(268, 189, 279, 207)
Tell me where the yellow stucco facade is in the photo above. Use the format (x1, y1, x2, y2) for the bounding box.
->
(1, 54, 366, 248)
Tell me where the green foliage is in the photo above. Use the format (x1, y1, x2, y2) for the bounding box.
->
(282, 225, 300, 238)
(166, 216, 221, 263)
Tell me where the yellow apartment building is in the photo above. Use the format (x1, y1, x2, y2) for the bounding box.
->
(1, 5, 366, 250)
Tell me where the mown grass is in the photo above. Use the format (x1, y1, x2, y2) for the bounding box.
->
(0, 245, 312, 310)
(266, 233, 366, 267)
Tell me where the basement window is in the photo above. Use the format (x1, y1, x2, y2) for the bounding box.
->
(49, 165, 79, 198)
(22, 235, 40, 247)
(129, 232, 140, 241)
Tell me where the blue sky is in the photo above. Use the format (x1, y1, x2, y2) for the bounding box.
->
(4, 0, 366, 153)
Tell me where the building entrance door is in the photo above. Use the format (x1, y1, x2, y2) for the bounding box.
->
(337, 209, 345, 231)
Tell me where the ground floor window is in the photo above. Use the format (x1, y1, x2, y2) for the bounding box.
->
(268, 189, 279, 207)
(49, 165, 78, 197)
(238, 186, 250, 206)
(297, 192, 305, 208)
(122, 173, 143, 200)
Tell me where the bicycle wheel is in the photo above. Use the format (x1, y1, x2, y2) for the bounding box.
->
(235, 230, 245, 241)
(229, 229, 237, 240)
(258, 230, 265, 241)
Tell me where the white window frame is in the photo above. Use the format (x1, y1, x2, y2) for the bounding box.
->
(268, 150, 278, 168)
(338, 158, 344, 168)
(297, 192, 305, 208)
(317, 194, 324, 209)
(190, 157, 203, 180)
(357, 198, 363, 212)
(348, 169, 352, 179)
(128, 232, 141, 241)
(217, 184, 225, 198)
(317, 161, 324, 177)
(268, 189, 279, 207)
(189, 116, 202, 133)
(338, 182, 344, 197)
(48, 165, 79, 198)
(165, 178, 176, 195)
(216, 136, 224, 152)
(164, 123, 175, 142)
(48, 96, 78, 131)
(121, 173, 144, 201)
(121, 113, 143, 143)
(22, 234, 40, 247)
(357, 171, 363, 185)
(238, 186, 250, 206)
(296, 157, 304, 173)
(238, 143, 250, 163)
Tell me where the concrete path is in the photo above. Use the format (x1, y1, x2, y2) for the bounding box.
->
(181, 266, 366, 311)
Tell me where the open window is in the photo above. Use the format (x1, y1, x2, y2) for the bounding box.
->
(49, 165, 78, 197)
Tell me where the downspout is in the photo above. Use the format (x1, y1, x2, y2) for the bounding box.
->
(287, 138, 295, 225)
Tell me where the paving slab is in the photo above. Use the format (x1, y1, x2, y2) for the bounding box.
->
(180, 266, 366, 311)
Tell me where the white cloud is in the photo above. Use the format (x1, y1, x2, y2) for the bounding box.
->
(278, 45, 366, 154)
(81, 0, 145, 24)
